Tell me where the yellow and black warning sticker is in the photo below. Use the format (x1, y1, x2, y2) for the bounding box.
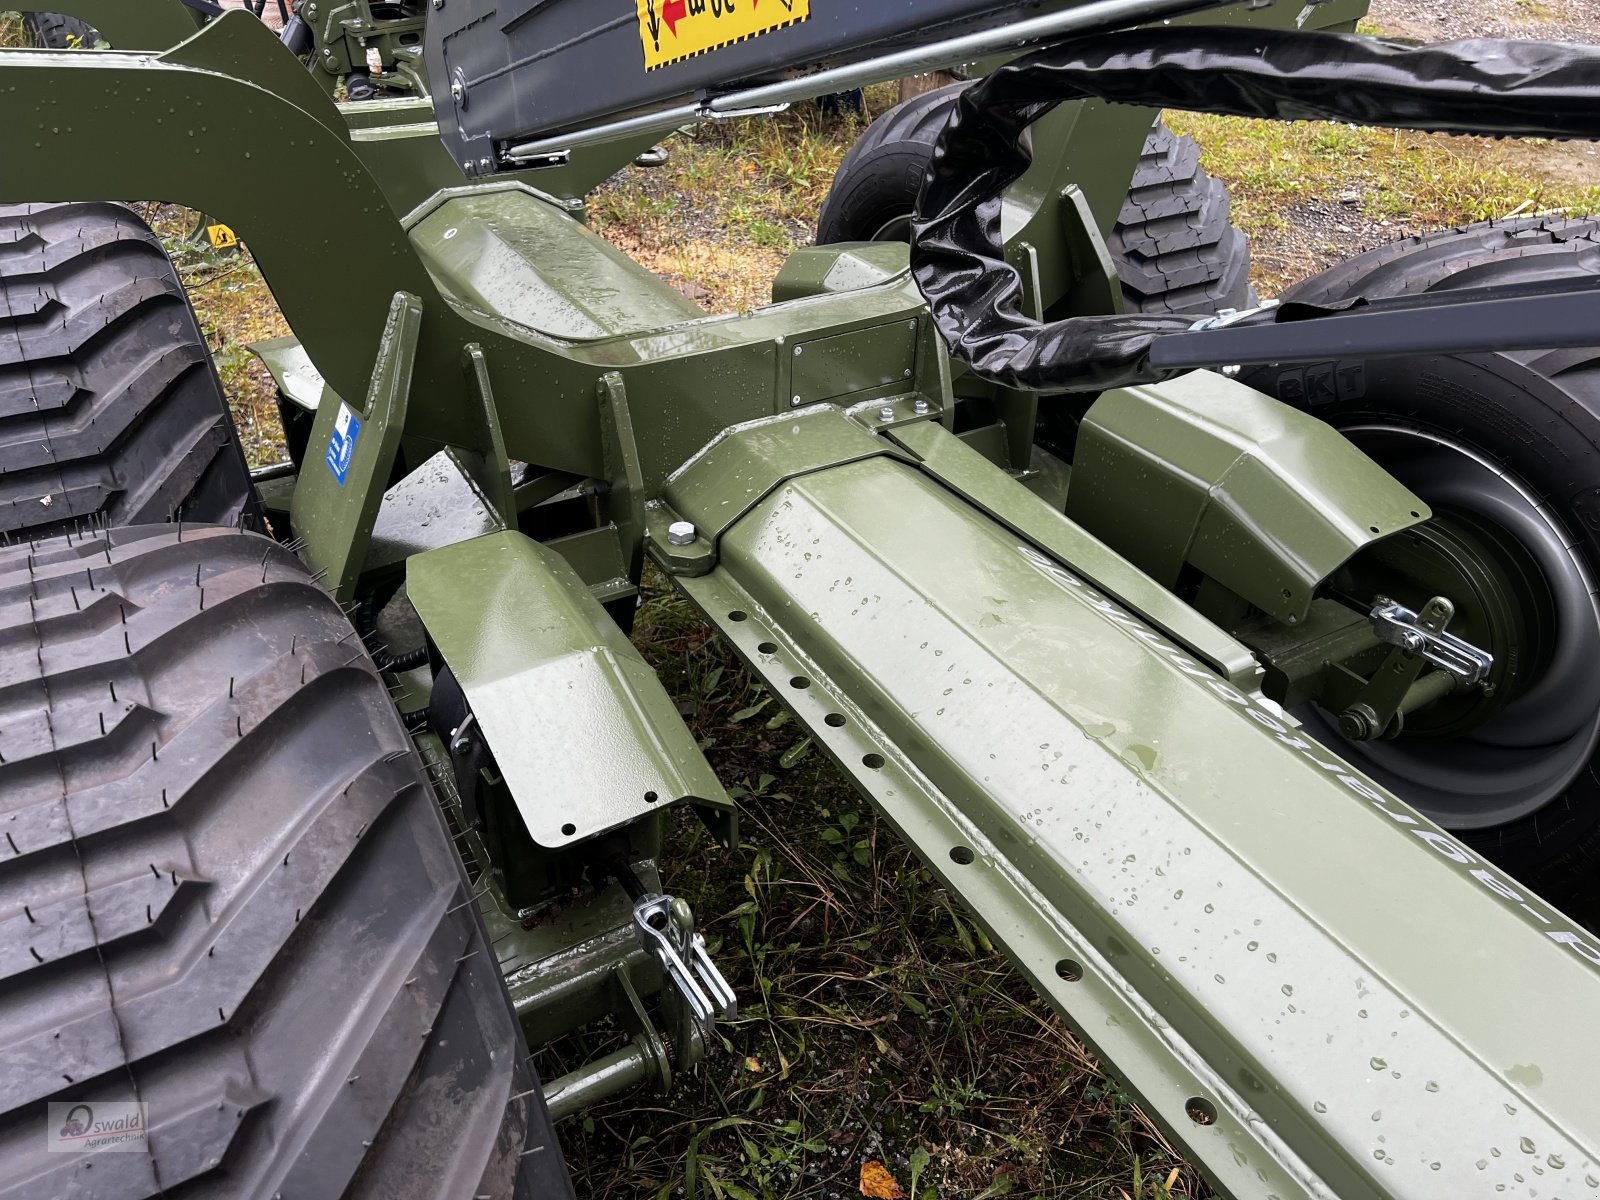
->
(635, 0, 809, 71)
(205, 223, 239, 250)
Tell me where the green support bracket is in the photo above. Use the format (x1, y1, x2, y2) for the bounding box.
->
(291, 291, 422, 601)
(459, 344, 516, 529)
(407, 530, 737, 849)
(598, 372, 647, 588)
(1054, 184, 1124, 318)
(996, 239, 1045, 471)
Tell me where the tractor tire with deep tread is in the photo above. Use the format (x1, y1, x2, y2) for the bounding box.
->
(0, 524, 573, 1199)
(1237, 218, 1600, 922)
(816, 87, 1254, 314)
(0, 202, 260, 540)
(19, 12, 99, 49)
(1105, 121, 1255, 314)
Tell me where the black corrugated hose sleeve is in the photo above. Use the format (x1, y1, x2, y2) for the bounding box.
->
(909, 28, 1600, 393)
(354, 594, 431, 674)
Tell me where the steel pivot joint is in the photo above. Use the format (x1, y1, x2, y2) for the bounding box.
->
(632, 893, 737, 1038)
(1368, 595, 1494, 685)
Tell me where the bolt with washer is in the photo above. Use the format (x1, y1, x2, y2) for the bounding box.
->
(667, 521, 697, 547)
(913, 398, 931, 415)
(879, 406, 896, 422)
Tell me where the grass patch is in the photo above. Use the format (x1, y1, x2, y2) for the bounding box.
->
(588, 88, 897, 312)
(1165, 111, 1600, 234)
(141, 206, 291, 466)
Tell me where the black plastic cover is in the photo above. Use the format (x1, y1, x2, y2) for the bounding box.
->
(426, 0, 1068, 172)
(910, 29, 1600, 392)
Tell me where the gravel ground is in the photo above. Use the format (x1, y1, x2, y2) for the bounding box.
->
(1251, 0, 1600, 291)
(1370, 0, 1600, 43)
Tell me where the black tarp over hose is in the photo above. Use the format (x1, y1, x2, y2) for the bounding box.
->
(908, 28, 1600, 393)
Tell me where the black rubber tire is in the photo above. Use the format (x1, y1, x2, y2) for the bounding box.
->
(816, 84, 966, 246)
(1105, 121, 1255, 314)
(0, 202, 260, 541)
(0, 524, 574, 1198)
(19, 12, 98, 48)
(1237, 217, 1600, 920)
(815, 87, 1254, 314)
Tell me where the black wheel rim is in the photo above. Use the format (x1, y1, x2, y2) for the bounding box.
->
(1308, 424, 1600, 829)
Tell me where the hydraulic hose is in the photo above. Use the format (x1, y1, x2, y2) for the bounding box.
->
(909, 29, 1600, 393)
(354, 594, 431, 673)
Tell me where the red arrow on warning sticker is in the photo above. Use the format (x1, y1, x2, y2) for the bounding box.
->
(662, 0, 686, 34)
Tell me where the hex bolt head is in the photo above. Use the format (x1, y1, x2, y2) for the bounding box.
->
(791, 395, 803, 407)
(793, 346, 803, 356)
(432, 0, 443, 8)
(667, 521, 697, 547)
(879, 406, 896, 422)
(913, 398, 931, 415)
(1338, 704, 1379, 741)
(450, 80, 465, 104)
(478, 157, 493, 172)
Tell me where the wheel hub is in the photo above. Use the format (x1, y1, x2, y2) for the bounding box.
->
(1308, 425, 1600, 829)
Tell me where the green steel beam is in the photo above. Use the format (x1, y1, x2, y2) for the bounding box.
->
(887, 416, 1262, 685)
(666, 422, 1600, 1199)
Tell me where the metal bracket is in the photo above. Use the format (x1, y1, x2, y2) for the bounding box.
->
(1187, 298, 1280, 331)
(1338, 595, 1494, 741)
(706, 102, 790, 122)
(458, 343, 516, 530)
(599, 372, 647, 588)
(291, 290, 422, 602)
(632, 893, 736, 1040)
(1370, 596, 1493, 686)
